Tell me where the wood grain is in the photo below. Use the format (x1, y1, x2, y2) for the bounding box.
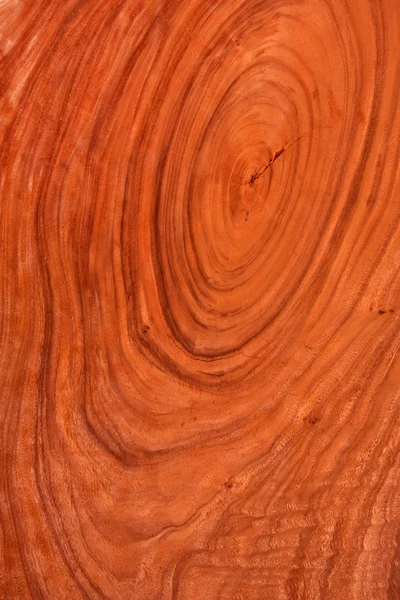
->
(1, 0, 400, 598)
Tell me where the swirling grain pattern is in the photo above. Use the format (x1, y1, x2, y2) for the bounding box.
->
(1, 0, 400, 598)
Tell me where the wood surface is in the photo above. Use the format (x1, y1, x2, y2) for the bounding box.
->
(1, 0, 400, 598)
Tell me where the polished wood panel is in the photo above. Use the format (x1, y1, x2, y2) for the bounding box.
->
(1, 0, 400, 598)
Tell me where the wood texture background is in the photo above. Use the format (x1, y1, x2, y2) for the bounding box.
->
(1, 0, 400, 598)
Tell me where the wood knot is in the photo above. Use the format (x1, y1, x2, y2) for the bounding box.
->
(304, 415, 320, 425)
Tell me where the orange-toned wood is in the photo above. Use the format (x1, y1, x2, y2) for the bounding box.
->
(1, 1, 400, 598)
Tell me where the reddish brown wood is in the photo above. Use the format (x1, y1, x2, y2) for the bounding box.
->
(1, 0, 400, 598)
